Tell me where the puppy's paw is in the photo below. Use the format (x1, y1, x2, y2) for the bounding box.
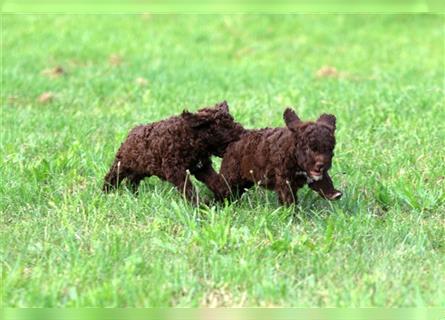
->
(327, 190, 342, 200)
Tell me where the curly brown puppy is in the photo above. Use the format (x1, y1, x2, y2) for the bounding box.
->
(103, 101, 245, 203)
(219, 108, 342, 206)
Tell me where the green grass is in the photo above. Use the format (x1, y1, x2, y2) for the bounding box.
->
(1, 14, 444, 307)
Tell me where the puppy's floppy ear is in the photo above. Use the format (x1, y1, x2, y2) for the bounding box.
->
(216, 100, 229, 114)
(317, 114, 336, 130)
(283, 108, 301, 131)
(182, 110, 210, 128)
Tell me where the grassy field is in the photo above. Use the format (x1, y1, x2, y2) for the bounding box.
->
(1, 14, 444, 307)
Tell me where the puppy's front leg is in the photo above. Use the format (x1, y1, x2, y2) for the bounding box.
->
(308, 172, 342, 200)
(192, 159, 228, 202)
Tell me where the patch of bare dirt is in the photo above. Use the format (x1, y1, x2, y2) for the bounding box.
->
(135, 77, 148, 87)
(141, 13, 151, 21)
(200, 285, 247, 307)
(41, 66, 65, 78)
(109, 54, 123, 66)
(37, 92, 55, 104)
(201, 286, 234, 307)
(315, 65, 366, 81)
(315, 66, 343, 78)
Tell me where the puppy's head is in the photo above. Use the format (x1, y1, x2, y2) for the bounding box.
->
(284, 108, 336, 181)
(182, 101, 245, 157)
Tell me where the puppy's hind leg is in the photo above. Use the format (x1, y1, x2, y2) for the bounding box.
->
(275, 176, 297, 206)
(163, 163, 198, 204)
(127, 173, 149, 194)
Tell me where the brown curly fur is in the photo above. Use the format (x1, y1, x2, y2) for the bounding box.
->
(219, 108, 342, 206)
(103, 101, 245, 203)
